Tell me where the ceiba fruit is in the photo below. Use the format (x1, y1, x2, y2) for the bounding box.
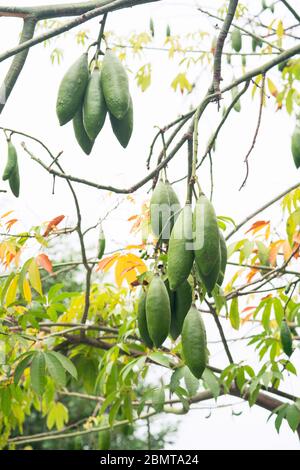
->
(167, 204, 194, 291)
(83, 68, 107, 140)
(291, 122, 300, 169)
(56, 53, 89, 126)
(137, 290, 153, 348)
(170, 280, 192, 340)
(109, 96, 133, 148)
(101, 50, 130, 120)
(193, 194, 221, 293)
(146, 275, 171, 347)
(182, 305, 207, 379)
(150, 179, 180, 242)
(73, 107, 94, 155)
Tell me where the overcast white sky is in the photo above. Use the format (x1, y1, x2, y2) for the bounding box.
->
(0, 0, 299, 449)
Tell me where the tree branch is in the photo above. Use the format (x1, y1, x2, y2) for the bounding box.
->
(0, 0, 159, 65)
(226, 181, 300, 240)
(280, 0, 300, 23)
(212, 0, 239, 98)
(0, 16, 36, 114)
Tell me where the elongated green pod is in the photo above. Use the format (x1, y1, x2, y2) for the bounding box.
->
(73, 106, 94, 155)
(280, 319, 293, 357)
(182, 305, 207, 379)
(291, 122, 300, 169)
(167, 205, 194, 291)
(3, 140, 17, 181)
(101, 50, 130, 120)
(83, 68, 107, 140)
(146, 275, 171, 347)
(56, 53, 89, 126)
(150, 179, 181, 242)
(109, 96, 133, 148)
(137, 290, 153, 348)
(193, 195, 220, 279)
(9, 161, 20, 198)
(231, 28, 242, 52)
(232, 86, 241, 112)
(217, 231, 227, 286)
(170, 280, 192, 340)
(97, 225, 106, 260)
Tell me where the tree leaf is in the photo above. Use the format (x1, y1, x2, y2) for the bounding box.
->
(46, 351, 77, 379)
(30, 352, 46, 395)
(202, 368, 220, 399)
(152, 387, 165, 412)
(14, 352, 35, 385)
(28, 258, 43, 295)
(44, 352, 66, 387)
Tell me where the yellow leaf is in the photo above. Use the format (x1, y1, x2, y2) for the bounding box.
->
(251, 74, 262, 99)
(267, 77, 278, 97)
(276, 20, 284, 39)
(23, 278, 32, 303)
(28, 259, 43, 296)
(6, 275, 19, 306)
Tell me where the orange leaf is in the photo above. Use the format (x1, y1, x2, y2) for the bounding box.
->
(124, 244, 146, 250)
(241, 312, 254, 324)
(43, 215, 65, 237)
(96, 253, 119, 272)
(241, 306, 256, 313)
(1, 210, 14, 219)
(245, 220, 270, 235)
(268, 240, 284, 266)
(127, 215, 138, 222)
(282, 240, 292, 261)
(6, 219, 18, 230)
(246, 268, 258, 284)
(36, 253, 53, 273)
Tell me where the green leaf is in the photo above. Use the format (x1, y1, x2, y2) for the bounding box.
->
(30, 352, 46, 395)
(202, 368, 220, 399)
(152, 387, 165, 412)
(286, 405, 300, 432)
(14, 352, 35, 385)
(183, 366, 199, 397)
(230, 297, 240, 330)
(44, 352, 66, 387)
(286, 209, 300, 245)
(148, 352, 172, 368)
(170, 367, 184, 393)
(47, 351, 77, 379)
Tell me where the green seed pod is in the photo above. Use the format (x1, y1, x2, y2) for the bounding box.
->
(83, 68, 107, 140)
(242, 55, 246, 67)
(262, 0, 268, 10)
(73, 106, 94, 155)
(109, 96, 133, 148)
(280, 319, 293, 357)
(97, 224, 106, 260)
(167, 204, 194, 291)
(252, 37, 258, 52)
(199, 254, 221, 294)
(291, 122, 300, 169)
(170, 280, 192, 340)
(165, 279, 176, 313)
(98, 428, 111, 450)
(226, 54, 231, 65)
(232, 86, 241, 112)
(150, 18, 155, 37)
(182, 305, 207, 379)
(231, 29, 242, 52)
(166, 24, 171, 38)
(101, 50, 130, 120)
(150, 179, 181, 242)
(9, 160, 20, 198)
(217, 231, 227, 286)
(137, 290, 153, 348)
(193, 194, 220, 278)
(146, 275, 171, 347)
(56, 53, 89, 126)
(3, 140, 17, 181)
